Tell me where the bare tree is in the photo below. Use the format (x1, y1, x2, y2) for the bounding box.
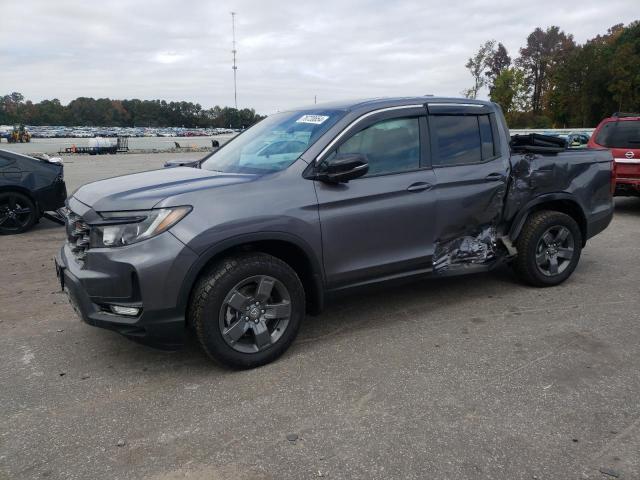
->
(485, 43, 511, 94)
(463, 40, 496, 99)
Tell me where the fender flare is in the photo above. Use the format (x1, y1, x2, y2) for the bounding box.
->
(176, 231, 325, 314)
(508, 192, 587, 242)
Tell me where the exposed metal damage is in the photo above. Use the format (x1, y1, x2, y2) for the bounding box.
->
(432, 153, 541, 273)
(431, 145, 594, 274)
(433, 226, 499, 273)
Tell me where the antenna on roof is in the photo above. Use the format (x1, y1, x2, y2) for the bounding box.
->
(231, 12, 238, 110)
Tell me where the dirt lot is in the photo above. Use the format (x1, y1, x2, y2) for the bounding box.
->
(1, 154, 640, 480)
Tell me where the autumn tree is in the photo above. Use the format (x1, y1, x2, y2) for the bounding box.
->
(516, 26, 576, 113)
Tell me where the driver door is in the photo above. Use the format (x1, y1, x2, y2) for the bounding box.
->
(314, 107, 438, 289)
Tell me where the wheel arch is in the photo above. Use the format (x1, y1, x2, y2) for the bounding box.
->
(179, 232, 325, 323)
(0, 186, 40, 214)
(508, 193, 588, 247)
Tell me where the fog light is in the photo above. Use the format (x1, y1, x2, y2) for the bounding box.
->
(110, 305, 140, 316)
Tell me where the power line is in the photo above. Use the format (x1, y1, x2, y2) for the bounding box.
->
(231, 12, 238, 110)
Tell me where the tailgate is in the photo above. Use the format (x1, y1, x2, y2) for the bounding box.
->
(612, 147, 640, 180)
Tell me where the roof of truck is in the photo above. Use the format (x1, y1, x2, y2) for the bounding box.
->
(289, 96, 494, 112)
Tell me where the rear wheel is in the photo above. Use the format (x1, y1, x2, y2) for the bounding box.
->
(0, 192, 37, 235)
(190, 253, 305, 369)
(514, 210, 582, 287)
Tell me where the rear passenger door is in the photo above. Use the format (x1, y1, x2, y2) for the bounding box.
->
(427, 104, 509, 245)
(314, 107, 438, 288)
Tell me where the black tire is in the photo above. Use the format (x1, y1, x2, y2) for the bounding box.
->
(514, 210, 582, 287)
(0, 191, 37, 235)
(190, 253, 305, 369)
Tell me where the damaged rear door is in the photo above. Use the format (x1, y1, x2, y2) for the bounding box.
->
(427, 103, 509, 271)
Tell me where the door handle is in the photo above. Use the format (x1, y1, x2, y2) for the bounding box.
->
(406, 182, 433, 192)
(485, 173, 504, 181)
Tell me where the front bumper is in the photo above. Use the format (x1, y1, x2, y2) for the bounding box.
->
(55, 230, 198, 349)
(36, 178, 67, 213)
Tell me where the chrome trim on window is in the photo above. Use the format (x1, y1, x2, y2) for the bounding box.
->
(427, 103, 485, 108)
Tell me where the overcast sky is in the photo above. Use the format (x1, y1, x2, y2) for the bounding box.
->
(1, 0, 635, 114)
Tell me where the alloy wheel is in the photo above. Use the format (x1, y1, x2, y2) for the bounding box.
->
(218, 275, 292, 353)
(535, 225, 575, 277)
(0, 195, 33, 232)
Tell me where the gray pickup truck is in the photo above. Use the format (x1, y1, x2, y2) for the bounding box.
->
(55, 97, 614, 368)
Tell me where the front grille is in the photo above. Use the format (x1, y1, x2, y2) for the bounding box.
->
(66, 210, 91, 261)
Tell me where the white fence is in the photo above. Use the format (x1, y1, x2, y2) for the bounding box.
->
(510, 128, 595, 135)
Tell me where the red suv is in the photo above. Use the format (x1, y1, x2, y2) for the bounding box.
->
(588, 113, 640, 196)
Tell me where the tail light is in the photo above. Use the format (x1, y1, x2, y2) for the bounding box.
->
(610, 159, 617, 195)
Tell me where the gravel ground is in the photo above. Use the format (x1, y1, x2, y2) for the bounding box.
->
(1, 155, 639, 480)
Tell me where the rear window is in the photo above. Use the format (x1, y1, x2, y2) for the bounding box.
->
(430, 114, 497, 166)
(430, 116, 482, 166)
(595, 120, 640, 148)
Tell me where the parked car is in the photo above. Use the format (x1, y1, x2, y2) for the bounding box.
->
(163, 141, 221, 168)
(588, 112, 640, 196)
(55, 98, 614, 368)
(0, 149, 67, 235)
(566, 132, 591, 148)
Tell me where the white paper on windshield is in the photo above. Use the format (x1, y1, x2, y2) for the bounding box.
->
(296, 115, 329, 125)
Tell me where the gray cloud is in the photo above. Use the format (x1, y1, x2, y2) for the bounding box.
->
(0, 0, 635, 114)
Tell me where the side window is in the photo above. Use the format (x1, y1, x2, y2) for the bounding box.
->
(430, 114, 497, 166)
(335, 117, 420, 176)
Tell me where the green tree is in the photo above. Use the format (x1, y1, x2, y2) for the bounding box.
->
(608, 22, 640, 112)
(490, 67, 530, 123)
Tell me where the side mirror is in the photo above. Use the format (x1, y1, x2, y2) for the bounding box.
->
(314, 153, 369, 183)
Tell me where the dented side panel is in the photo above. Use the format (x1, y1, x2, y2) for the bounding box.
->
(431, 147, 613, 273)
(504, 149, 613, 235)
(430, 151, 509, 273)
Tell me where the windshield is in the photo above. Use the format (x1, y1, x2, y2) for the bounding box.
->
(201, 109, 345, 174)
(595, 120, 640, 149)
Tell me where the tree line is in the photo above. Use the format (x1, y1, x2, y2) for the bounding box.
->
(0, 93, 265, 129)
(464, 21, 640, 128)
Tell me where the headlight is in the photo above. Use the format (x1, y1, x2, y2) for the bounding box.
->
(89, 206, 191, 248)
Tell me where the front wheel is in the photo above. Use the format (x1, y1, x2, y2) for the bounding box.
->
(190, 253, 305, 369)
(0, 192, 37, 235)
(514, 210, 582, 287)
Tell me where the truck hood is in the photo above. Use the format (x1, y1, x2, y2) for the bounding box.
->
(73, 167, 256, 211)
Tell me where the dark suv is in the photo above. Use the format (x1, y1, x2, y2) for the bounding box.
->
(56, 98, 614, 368)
